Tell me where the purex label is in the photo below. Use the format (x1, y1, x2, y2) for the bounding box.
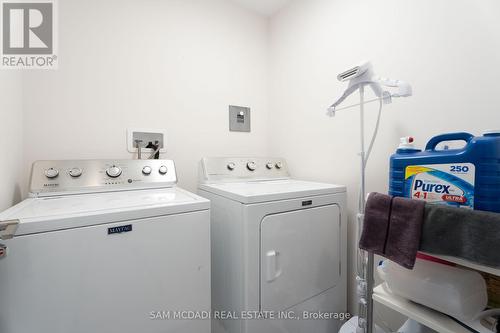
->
(404, 163, 475, 208)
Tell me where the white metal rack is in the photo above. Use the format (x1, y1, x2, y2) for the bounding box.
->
(373, 253, 500, 333)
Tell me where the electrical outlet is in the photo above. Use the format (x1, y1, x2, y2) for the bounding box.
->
(229, 105, 251, 132)
(127, 128, 167, 153)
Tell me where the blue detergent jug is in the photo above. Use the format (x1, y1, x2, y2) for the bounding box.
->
(389, 131, 500, 213)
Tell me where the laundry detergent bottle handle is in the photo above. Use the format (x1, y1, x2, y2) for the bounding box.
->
(425, 132, 474, 151)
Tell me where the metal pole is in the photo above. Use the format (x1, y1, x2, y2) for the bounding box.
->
(359, 85, 366, 211)
(357, 85, 375, 333)
(366, 255, 375, 333)
(361, 86, 375, 333)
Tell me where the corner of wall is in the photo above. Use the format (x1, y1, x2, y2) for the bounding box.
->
(0, 71, 24, 210)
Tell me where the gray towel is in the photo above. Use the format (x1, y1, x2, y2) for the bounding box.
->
(420, 205, 500, 268)
(359, 192, 392, 256)
(359, 193, 425, 269)
(384, 197, 426, 269)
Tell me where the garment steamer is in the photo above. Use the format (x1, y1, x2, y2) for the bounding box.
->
(327, 62, 412, 333)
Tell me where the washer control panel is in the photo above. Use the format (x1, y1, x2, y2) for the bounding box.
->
(200, 157, 289, 183)
(30, 159, 177, 197)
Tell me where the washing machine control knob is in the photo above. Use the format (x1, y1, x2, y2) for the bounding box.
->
(227, 162, 236, 171)
(68, 168, 83, 178)
(142, 166, 152, 175)
(45, 168, 59, 179)
(159, 165, 168, 175)
(266, 162, 274, 169)
(247, 161, 257, 171)
(106, 166, 122, 178)
(275, 161, 283, 169)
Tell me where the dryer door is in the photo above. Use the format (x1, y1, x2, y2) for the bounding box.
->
(260, 204, 341, 311)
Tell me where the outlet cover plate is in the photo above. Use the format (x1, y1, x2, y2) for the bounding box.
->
(127, 128, 167, 153)
(229, 105, 251, 132)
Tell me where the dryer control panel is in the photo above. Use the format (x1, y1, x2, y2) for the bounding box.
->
(30, 159, 177, 197)
(199, 157, 290, 183)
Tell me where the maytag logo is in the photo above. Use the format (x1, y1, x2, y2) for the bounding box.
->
(108, 224, 133, 235)
(1, 0, 58, 69)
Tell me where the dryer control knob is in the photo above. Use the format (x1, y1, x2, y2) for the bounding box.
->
(266, 162, 274, 170)
(106, 166, 122, 178)
(45, 168, 59, 179)
(142, 166, 152, 175)
(68, 168, 83, 178)
(247, 161, 257, 171)
(227, 162, 236, 171)
(275, 161, 283, 169)
(159, 165, 168, 175)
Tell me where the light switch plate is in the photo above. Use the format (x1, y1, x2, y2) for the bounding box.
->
(229, 105, 251, 132)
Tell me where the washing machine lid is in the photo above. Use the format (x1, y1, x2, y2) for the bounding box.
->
(0, 187, 209, 237)
(199, 179, 346, 204)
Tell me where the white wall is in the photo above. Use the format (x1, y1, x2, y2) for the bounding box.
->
(22, 0, 270, 193)
(11, 0, 500, 328)
(269, 0, 500, 328)
(0, 72, 23, 210)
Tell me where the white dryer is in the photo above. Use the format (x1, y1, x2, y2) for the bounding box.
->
(0, 159, 210, 333)
(198, 157, 347, 333)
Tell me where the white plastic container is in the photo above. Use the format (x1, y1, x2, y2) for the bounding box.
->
(377, 259, 488, 321)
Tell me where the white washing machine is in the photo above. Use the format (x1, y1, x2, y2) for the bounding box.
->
(0, 159, 210, 333)
(198, 157, 347, 333)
